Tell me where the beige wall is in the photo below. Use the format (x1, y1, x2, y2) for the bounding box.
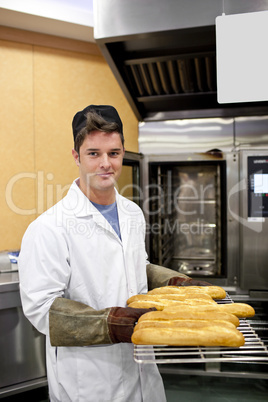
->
(0, 28, 139, 250)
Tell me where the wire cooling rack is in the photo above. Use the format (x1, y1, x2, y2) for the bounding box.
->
(133, 294, 268, 365)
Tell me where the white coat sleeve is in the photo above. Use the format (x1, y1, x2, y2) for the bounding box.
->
(19, 219, 71, 336)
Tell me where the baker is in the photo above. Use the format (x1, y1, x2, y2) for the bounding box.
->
(19, 104, 210, 402)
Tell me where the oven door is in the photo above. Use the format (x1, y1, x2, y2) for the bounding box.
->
(141, 152, 240, 290)
(118, 151, 143, 207)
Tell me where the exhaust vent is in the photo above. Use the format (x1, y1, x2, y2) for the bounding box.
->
(125, 53, 217, 97)
(95, 1, 268, 121)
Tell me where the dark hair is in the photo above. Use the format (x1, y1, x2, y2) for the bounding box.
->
(74, 110, 125, 153)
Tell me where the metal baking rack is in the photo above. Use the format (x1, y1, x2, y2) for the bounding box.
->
(133, 294, 268, 365)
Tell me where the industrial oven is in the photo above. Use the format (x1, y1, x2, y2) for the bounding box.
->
(135, 117, 268, 297)
(141, 150, 268, 294)
(118, 116, 268, 384)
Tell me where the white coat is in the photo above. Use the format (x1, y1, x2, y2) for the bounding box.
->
(19, 179, 166, 402)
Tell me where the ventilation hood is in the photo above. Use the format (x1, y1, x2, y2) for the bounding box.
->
(94, 0, 268, 121)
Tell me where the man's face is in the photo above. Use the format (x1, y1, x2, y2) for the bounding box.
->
(72, 131, 125, 199)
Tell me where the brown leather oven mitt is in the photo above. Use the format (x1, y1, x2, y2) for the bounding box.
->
(168, 277, 213, 287)
(107, 306, 156, 343)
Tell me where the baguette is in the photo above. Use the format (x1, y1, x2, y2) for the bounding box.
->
(131, 326, 245, 347)
(134, 318, 236, 332)
(137, 309, 240, 326)
(164, 303, 255, 318)
(127, 293, 213, 304)
(219, 303, 255, 318)
(128, 298, 216, 311)
(128, 300, 166, 310)
(147, 285, 226, 300)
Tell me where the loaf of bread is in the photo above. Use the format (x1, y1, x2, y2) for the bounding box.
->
(129, 285, 252, 347)
(164, 302, 255, 318)
(128, 300, 168, 310)
(131, 325, 245, 346)
(127, 292, 213, 305)
(137, 309, 240, 326)
(128, 298, 217, 311)
(218, 303, 255, 318)
(134, 318, 236, 332)
(147, 285, 226, 300)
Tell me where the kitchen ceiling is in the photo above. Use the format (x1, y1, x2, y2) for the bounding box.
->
(0, 0, 94, 25)
(0, 0, 94, 42)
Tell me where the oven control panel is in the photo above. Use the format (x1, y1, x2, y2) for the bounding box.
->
(248, 156, 268, 218)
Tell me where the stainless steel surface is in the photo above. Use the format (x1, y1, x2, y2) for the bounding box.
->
(0, 253, 11, 272)
(0, 272, 19, 293)
(94, 0, 220, 39)
(177, 261, 217, 277)
(0, 251, 19, 273)
(235, 115, 268, 149)
(142, 152, 237, 287)
(139, 118, 234, 154)
(94, 0, 268, 121)
(0, 275, 46, 395)
(139, 116, 268, 154)
(226, 152, 240, 289)
(94, 0, 268, 39)
(0, 306, 46, 389)
(0, 379, 48, 399)
(142, 149, 268, 291)
(239, 150, 268, 291)
(139, 118, 268, 291)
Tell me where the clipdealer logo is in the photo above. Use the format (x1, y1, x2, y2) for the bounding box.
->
(5, 171, 70, 215)
(64, 217, 146, 239)
(5, 171, 214, 217)
(5, 170, 263, 234)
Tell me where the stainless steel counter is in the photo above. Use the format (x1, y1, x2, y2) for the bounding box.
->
(0, 272, 47, 398)
(0, 271, 19, 289)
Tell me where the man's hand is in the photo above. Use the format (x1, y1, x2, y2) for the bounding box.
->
(107, 306, 156, 343)
(168, 277, 213, 287)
